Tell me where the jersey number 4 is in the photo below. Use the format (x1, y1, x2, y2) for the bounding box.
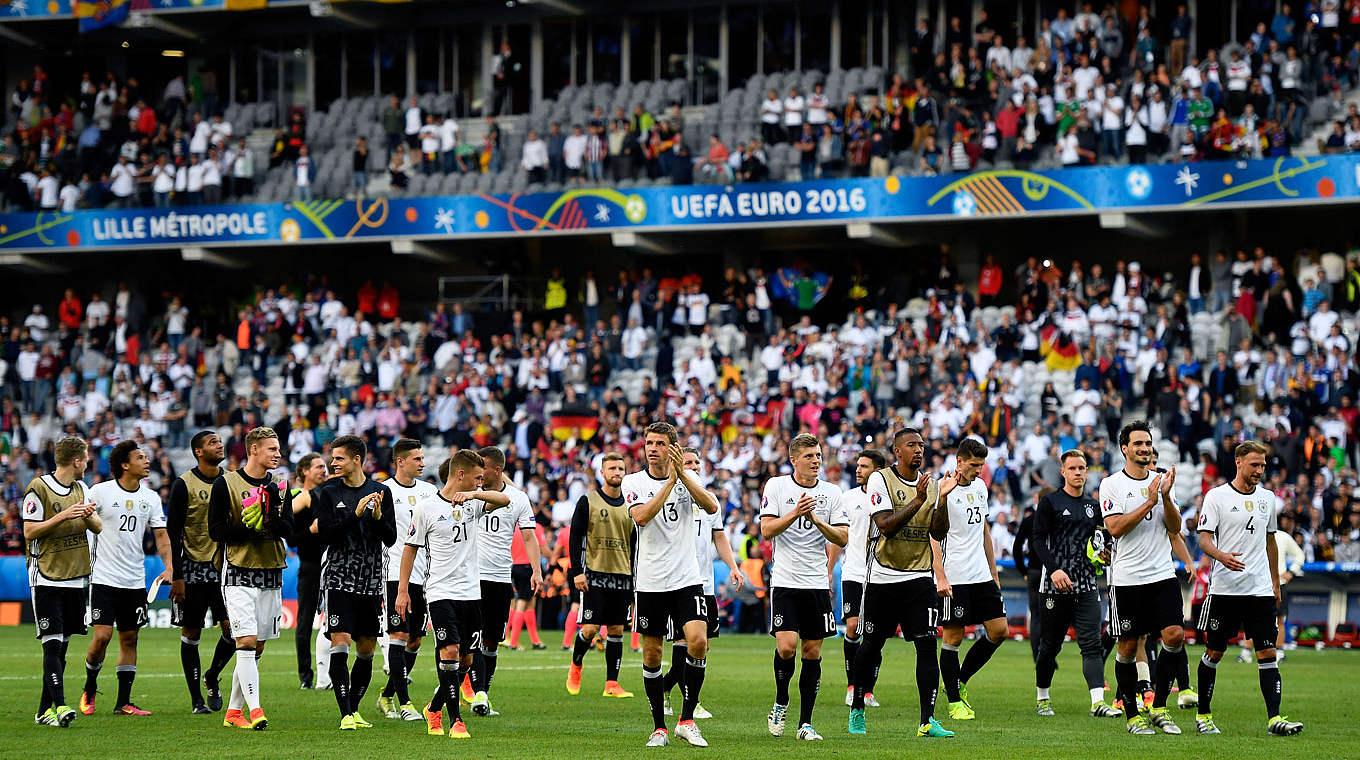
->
(1245, 516, 1255, 534)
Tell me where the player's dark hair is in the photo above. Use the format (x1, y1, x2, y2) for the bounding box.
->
(295, 452, 322, 478)
(956, 437, 988, 461)
(392, 438, 422, 460)
(1060, 449, 1087, 464)
(857, 449, 888, 469)
(892, 427, 923, 445)
(190, 430, 216, 456)
(443, 449, 485, 482)
(332, 434, 366, 460)
(109, 439, 139, 477)
(54, 436, 88, 467)
(477, 446, 506, 468)
(1118, 420, 1152, 448)
(645, 421, 679, 444)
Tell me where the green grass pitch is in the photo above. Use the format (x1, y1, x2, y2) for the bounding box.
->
(1, 627, 1356, 759)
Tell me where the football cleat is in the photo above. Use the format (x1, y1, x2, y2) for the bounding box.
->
(845, 686, 854, 706)
(448, 719, 471, 739)
(1266, 715, 1303, 736)
(917, 717, 954, 737)
(957, 682, 971, 709)
(78, 692, 96, 716)
(1177, 688, 1199, 709)
(646, 728, 669, 747)
(1148, 707, 1182, 734)
(34, 708, 58, 726)
(350, 711, 372, 728)
(692, 703, 712, 719)
(532, 642, 548, 650)
(864, 692, 881, 708)
(767, 703, 787, 736)
(1235, 652, 1252, 664)
(565, 664, 582, 696)
(460, 675, 475, 704)
(223, 708, 250, 728)
(1091, 702, 1122, 718)
(339, 714, 356, 731)
(376, 694, 396, 718)
(192, 702, 211, 715)
(424, 704, 444, 735)
(248, 708, 268, 730)
(1196, 714, 1221, 734)
(114, 703, 152, 716)
(662, 694, 674, 716)
(796, 723, 823, 741)
(675, 719, 708, 747)
(1126, 715, 1156, 735)
(204, 678, 223, 711)
(847, 707, 866, 735)
(399, 702, 423, 721)
(602, 681, 633, 699)
(54, 705, 77, 728)
(1036, 699, 1055, 716)
(947, 701, 975, 720)
(470, 691, 494, 717)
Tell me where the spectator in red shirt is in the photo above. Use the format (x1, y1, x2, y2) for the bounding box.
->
(357, 280, 377, 315)
(996, 100, 1022, 159)
(700, 134, 731, 183)
(978, 254, 1004, 306)
(376, 282, 400, 320)
(136, 100, 157, 136)
(57, 288, 82, 329)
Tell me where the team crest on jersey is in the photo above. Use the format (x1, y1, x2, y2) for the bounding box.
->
(1209, 619, 1220, 631)
(773, 614, 784, 627)
(814, 494, 827, 507)
(637, 617, 648, 629)
(953, 606, 964, 617)
(1085, 505, 1094, 518)
(329, 614, 339, 626)
(39, 618, 50, 630)
(1245, 500, 1254, 512)
(583, 609, 593, 621)
(843, 602, 851, 615)
(1120, 620, 1131, 631)
(1045, 598, 1054, 609)
(437, 628, 447, 640)
(91, 609, 101, 621)
(390, 614, 402, 627)
(862, 621, 874, 634)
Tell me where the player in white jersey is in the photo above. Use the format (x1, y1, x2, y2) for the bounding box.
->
(398, 450, 509, 741)
(81, 441, 171, 716)
(658, 448, 744, 718)
(1194, 441, 1303, 736)
(826, 449, 886, 709)
(933, 438, 1007, 721)
(622, 421, 718, 748)
(1100, 420, 1186, 735)
(464, 445, 541, 716)
(760, 434, 848, 741)
(376, 439, 439, 721)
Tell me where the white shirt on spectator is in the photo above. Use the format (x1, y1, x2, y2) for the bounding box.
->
(59, 183, 80, 212)
(521, 137, 548, 170)
(783, 95, 805, 126)
(440, 119, 459, 152)
(761, 97, 782, 125)
(110, 162, 136, 197)
(563, 133, 588, 169)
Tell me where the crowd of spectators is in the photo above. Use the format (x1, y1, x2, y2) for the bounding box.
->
(3, 246, 1360, 588)
(750, 2, 1360, 174)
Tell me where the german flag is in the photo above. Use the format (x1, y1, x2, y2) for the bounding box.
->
(550, 413, 598, 441)
(75, 0, 129, 32)
(1039, 325, 1081, 372)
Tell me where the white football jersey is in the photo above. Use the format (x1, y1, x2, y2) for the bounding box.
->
(840, 486, 873, 586)
(408, 492, 485, 603)
(622, 470, 700, 593)
(89, 480, 165, 590)
(478, 479, 536, 583)
(383, 476, 438, 585)
(1100, 469, 1176, 586)
(940, 478, 994, 585)
(1198, 483, 1277, 597)
(760, 475, 846, 590)
(694, 506, 723, 595)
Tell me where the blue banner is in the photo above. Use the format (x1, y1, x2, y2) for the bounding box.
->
(0, 0, 73, 19)
(2, 155, 1358, 253)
